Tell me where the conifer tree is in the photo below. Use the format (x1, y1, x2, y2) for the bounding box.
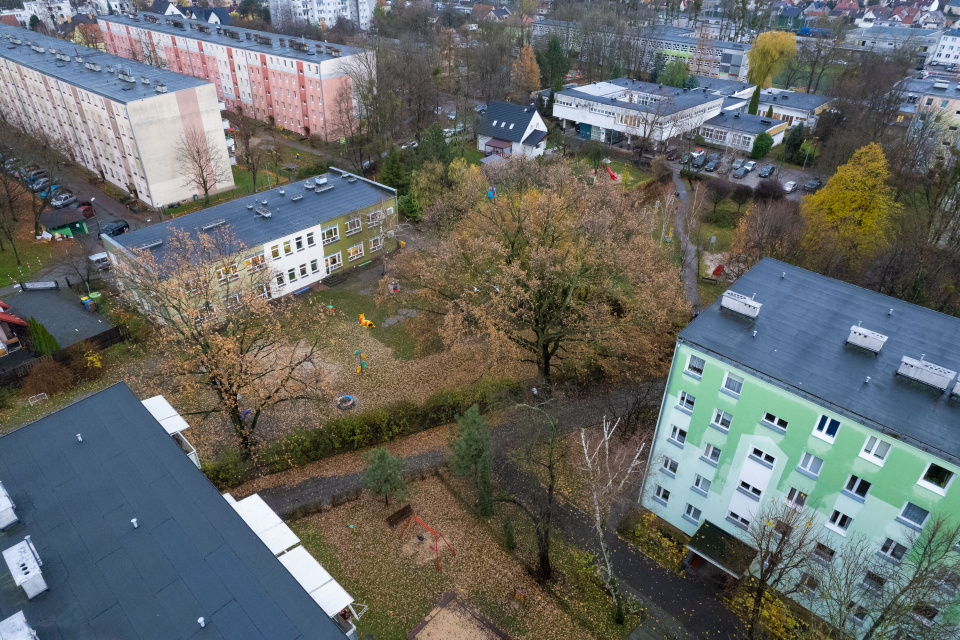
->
(362, 448, 408, 505)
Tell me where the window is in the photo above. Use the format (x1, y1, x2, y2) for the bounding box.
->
(814, 415, 841, 442)
(722, 373, 743, 396)
(848, 602, 868, 624)
(912, 605, 938, 625)
(283, 240, 292, 255)
(276, 274, 285, 287)
(814, 542, 836, 563)
(255, 283, 271, 300)
(762, 411, 789, 432)
(712, 409, 732, 431)
(367, 209, 383, 225)
(321, 225, 339, 244)
(345, 217, 362, 235)
(899, 502, 929, 529)
(325, 252, 342, 272)
(799, 573, 819, 592)
(678, 391, 696, 412)
(844, 475, 872, 500)
(828, 510, 853, 533)
(774, 519, 793, 538)
(750, 447, 776, 466)
(310, 259, 319, 273)
(786, 487, 807, 509)
(299, 263, 308, 278)
(245, 254, 266, 272)
(880, 538, 908, 562)
(738, 480, 762, 499)
(662, 457, 678, 476)
(295, 236, 304, 251)
(686, 354, 704, 377)
(271, 244, 280, 260)
(668, 425, 687, 446)
(941, 570, 960, 595)
(798, 452, 824, 478)
(288, 267, 300, 283)
(703, 444, 721, 465)
(919, 463, 954, 493)
(225, 292, 242, 309)
(693, 474, 711, 496)
(348, 243, 364, 261)
(654, 485, 670, 505)
(727, 510, 750, 529)
(306, 232, 315, 246)
(684, 504, 702, 524)
(216, 264, 238, 284)
(862, 436, 891, 464)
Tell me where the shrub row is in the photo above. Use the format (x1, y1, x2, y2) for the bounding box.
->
(203, 378, 523, 490)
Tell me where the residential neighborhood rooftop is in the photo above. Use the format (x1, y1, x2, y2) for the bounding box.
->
(113, 170, 395, 263)
(558, 78, 728, 115)
(475, 101, 541, 143)
(534, 18, 751, 51)
(701, 111, 784, 134)
(0, 382, 344, 638)
(0, 23, 209, 103)
(103, 13, 365, 64)
(679, 259, 960, 467)
(757, 87, 832, 111)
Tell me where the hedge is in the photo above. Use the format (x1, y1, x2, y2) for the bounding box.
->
(203, 378, 523, 490)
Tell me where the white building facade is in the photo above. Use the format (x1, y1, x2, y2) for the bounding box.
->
(269, 0, 377, 31)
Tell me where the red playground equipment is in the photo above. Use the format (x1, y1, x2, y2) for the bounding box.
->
(398, 513, 456, 572)
(605, 165, 617, 180)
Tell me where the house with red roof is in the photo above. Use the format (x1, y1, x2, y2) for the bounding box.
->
(0, 300, 26, 359)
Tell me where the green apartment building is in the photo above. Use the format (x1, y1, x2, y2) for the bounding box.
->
(103, 168, 398, 301)
(642, 259, 960, 634)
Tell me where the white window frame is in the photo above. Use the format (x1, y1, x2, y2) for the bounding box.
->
(325, 251, 342, 273)
(814, 542, 836, 564)
(917, 462, 955, 496)
(654, 485, 670, 505)
(685, 354, 705, 377)
(295, 236, 304, 252)
(256, 283, 271, 300)
(369, 235, 383, 252)
(366, 209, 383, 225)
(321, 225, 339, 245)
(306, 231, 315, 246)
(860, 436, 891, 466)
(348, 242, 364, 262)
(245, 254, 266, 272)
(677, 390, 696, 412)
(827, 510, 853, 535)
(798, 452, 824, 479)
(693, 474, 711, 496)
(738, 479, 762, 500)
(879, 538, 907, 562)
(684, 503, 702, 524)
(843, 475, 872, 501)
(225, 292, 242, 309)
(799, 572, 819, 593)
(310, 259, 319, 273)
(270, 244, 280, 260)
(668, 425, 687, 447)
(721, 372, 743, 397)
(283, 240, 293, 255)
(898, 502, 930, 530)
(345, 217, 362, 235)
(749, 446, 776, 467)
(287, 268, 298, 283)
(702, 443, 721, 466)
(711, 408, 732, 432)
(299, 263, 308, 278)
(813, 414, 841, 443)
(662, 456, 678, 477)
(786, 487, 807, 510)
(726, 510, 750, 529)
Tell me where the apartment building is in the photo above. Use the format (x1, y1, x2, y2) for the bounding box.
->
(0, 0, 74, 30)
(103, 169, 397, 303)
(553, 76, 754, 147)
(270, 0, 377, 31)
(642, 259, 960, 633)
(0, 23, 233, 208)
(843, 26, 942, 65)
(532, 20, 751, 82)
(98, 13, 366, 140)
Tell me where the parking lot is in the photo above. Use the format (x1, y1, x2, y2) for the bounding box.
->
(672, 148, 816, 201)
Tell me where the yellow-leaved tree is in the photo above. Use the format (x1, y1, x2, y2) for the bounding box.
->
(511, 44, 541, 99)
(801, 142, 898, 268)
(747, 31, 797, 87)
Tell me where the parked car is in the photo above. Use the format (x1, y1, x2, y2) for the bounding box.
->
(732, 167, 748, 179)
(692, 156, 706, 169)
(705, 160, 718, 172)
(88, 252, 111, 271)
(803, 177, 823, 192)
(51, 192, 76, 208)
(3, 158, 17, 171)
(731, 158, 744, 170)
(474, 103, 487, 113)
(783, 180, 797, 193)
(448, 111, 457, 120)
(101, 220, 129, 237)
(400, 140, 418, 150)
(30, 178, 50, 192)
(679, 153, 691, 165)
(665, 148, 679, 161)
(708, 151, 721, 163)
(758, 165, 775, 178)
(744, 161, 757, 172)
(691, 148, 705, 160)
(433, 106, 444, 115)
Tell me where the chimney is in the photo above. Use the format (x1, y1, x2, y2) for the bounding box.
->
(0, 482, 17, 530)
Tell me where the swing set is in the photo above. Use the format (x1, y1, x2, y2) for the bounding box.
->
(398, 513, 456, 572)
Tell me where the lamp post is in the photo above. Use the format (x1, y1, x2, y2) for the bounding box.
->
(89, 197, 102, 238)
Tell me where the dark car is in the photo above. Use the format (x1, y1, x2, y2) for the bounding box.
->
(665, 148, 679, 161)
(692, 156, 706, 169)
(803, 177, 824, 192)
(758, 165, 775, 178)
(680, 153, 691, 165)
(101, 220, 130, 237)
(732, 167, 748, 179)
(708, 151, 721, 163)
(705, 160, 718, 172)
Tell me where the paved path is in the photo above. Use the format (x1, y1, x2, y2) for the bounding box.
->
(672, 174, 703, 313)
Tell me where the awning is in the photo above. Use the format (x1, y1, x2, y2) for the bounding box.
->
(687, 520, 757, 578)
(484, 138, 512, 149)
(141, 395, 191, 435)
(279, 546, 353, 616)
(231, 494, 300, 556)
(0, 313, 27, 327)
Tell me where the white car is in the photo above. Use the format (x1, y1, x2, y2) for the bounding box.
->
(744, 161, 757, 172)
(400, 140, 418, 150)
(783, 181, 797, 193)
(51, 192, 77, 208)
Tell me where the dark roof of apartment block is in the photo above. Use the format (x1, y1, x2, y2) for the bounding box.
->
(0, 382, 344, 638)
(112, 170, 395, 264)
(0, 23, 209, 104)
(680, 258, 960, 465)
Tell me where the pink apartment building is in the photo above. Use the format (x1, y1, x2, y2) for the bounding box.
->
(98, 13, 366, 140)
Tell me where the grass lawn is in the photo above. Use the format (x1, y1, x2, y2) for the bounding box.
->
(699, 222, 735, 254)
(607, 160, 650, 188)
(164, 166, 288, 217)
(698, 277, 729, 308)
(461, 147, 485, 166)
(0, 234, 60, 285)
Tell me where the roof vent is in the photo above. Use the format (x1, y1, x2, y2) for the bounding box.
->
(315, 176, 327, 185)
(0, 611, 35, 639)
(720, 290, 761, 318)
(84, 61, 101, 72)
(2, 537, 47, 599)
(255, 206, 272, 219)
(155, 83, 167, 93)
(760, 119, 771, 124)
(316, 184, 334, 194)
(200, 219, 226, 231)
(348, 177, 358, 183)
(953, 381, 960, 397)
(0, 482, 16, 530)
(141, 75, 150, 84)
(897, 355, 956, 391)
(291, 194, 303, 202)
(278, 188, 285, 196)
(847, 325, 888, 353)
(138, 240, 163, 250)
(247, 204, 253, 210)
(734, 112, 740, 118)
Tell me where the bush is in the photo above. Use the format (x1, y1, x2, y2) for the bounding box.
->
(755, 178, 785, 200)
(20, 359, 75, 398)
(68, 339, 105, 381)
(295, 161, 330, 180)
(202, 448, 253, 490)
(751, 132, 774, 160)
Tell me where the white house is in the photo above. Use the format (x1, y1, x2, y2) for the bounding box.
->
(756, 88, 833, 129)
(475, 101, 549, 159)
(698, 111, 789, 153)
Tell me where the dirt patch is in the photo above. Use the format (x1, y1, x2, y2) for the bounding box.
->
(411, 596, 506, 640)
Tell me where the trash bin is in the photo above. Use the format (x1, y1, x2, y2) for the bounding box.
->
(88, 292, 102, 302)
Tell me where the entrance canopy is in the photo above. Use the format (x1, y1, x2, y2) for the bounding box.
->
(687, 520, 757, 578)
(484, 138, 512, 149)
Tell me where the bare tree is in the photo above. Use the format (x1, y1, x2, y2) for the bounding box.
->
(234, 120, 266, 192)
(579, 417, 646, 625)
(176, 126, 232, 205)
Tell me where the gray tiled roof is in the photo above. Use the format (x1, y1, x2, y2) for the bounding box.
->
(702, 111, 784, 134)
(114, 170, 395, 263)
(475, 101, 539, 143)
(0, 23, 210, 104)
(0, 382, 344, 638)
(103, 13, 364, 65)
(680, 259, 960, 467)
(757, 88, 832, 112)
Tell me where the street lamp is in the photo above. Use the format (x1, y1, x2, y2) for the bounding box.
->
(89, 197, 102, 237)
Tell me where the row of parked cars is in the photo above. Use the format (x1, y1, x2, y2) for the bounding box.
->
(673, 147, 824, 194)
(2, 156, 78, 208)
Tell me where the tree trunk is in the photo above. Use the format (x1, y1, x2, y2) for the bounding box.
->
(747, 581, 765, 640)
(540, 341, 552, 389)
(536, 521, 552, 580)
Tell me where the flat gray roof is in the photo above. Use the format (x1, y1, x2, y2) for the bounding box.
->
(702, 111, 784, 134)
(559, 78, 723, 115)
(758, 88, 832, 112)
(680, 259, 960, 467)
(0, 23, 210, 104)
(114, 169, 395, 263)
(0, 382, 344, 638)
(534, 19, 751, 51)
(103, 13, 365, 65)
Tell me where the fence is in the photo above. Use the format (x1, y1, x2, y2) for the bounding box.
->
(0, 324, 128, 390)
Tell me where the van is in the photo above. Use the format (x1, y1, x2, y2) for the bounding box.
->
(88, 252, 111, 271)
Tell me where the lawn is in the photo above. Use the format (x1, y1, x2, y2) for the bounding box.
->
(164, 165, 289, 217)
(607, 160, 650, 188)
(0, 233, 60, 286)
(461, 147, 485, 166)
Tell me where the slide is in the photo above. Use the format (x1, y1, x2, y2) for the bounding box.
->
(605, 165, 617, 180)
